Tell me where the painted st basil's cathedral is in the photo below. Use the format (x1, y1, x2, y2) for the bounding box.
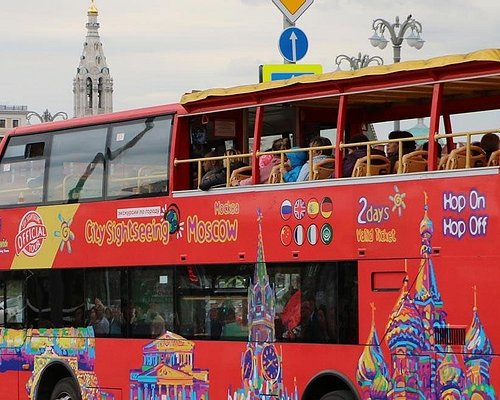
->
(356, 194, 496, 400)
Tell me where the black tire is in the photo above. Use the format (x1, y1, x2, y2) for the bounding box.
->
(319, 390, 355, 400)
(49, 377, 81, 400)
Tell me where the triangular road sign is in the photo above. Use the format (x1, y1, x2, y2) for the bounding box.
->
(272, 0, 314, 23)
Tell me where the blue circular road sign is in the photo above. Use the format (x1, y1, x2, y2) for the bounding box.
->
(278, 27, 308, 63)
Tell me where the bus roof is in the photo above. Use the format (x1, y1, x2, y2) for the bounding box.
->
(180, 48, 500, 117)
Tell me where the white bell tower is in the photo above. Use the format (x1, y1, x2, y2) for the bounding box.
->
(73, 0, 113, 117)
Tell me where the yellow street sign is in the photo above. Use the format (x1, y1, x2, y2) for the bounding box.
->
(260, 64, 323, 83)
(272, 0, 314, 23)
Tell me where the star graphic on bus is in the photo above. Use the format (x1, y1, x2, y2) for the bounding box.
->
(389, 185, 406, 217)
(53, 213, 75, 254)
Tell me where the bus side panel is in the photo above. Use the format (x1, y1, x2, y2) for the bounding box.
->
(358, 255, 500, 398)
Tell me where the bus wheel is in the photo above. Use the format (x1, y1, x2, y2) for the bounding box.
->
(320, 390, 355, 400)
(49, 377, 81, 400)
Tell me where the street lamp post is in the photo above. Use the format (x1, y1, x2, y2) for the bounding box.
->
(369, 14, 425, 130)
(27, 109, 68, 124)
(369, 15, 425, 63)
(335, 52, 384, 71)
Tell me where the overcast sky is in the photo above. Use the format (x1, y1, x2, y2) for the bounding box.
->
(2, 0, 500, 131)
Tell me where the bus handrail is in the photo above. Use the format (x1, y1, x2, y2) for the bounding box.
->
(171, 129, 500, 188)
(173, 145, 337, 187)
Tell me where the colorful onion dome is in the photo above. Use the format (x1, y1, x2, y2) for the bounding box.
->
(464, 308, 493, 364)
(386, 292, 425, 352)
(357, 304, 389, 389)
(370, 371, 390, 399)
(437, 346, 464, 394)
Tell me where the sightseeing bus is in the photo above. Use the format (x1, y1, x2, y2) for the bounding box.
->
(1, 48, 500, 400)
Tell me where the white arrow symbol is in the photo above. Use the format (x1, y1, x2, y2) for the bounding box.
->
(289, 31, 298, 62)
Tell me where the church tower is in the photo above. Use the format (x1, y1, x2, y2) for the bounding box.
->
(73, 0, 113, 117)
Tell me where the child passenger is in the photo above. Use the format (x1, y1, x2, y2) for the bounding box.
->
(296, 137, 332, 181)
(237, 138, 290, 185)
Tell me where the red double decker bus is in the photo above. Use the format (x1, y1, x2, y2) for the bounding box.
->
(1, 48, 500, 400)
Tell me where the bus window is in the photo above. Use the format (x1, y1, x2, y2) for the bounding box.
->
(269, 261, 358, 345)
(0, 278, 24, 326)
(47, 126, 107, 202)
(85, 269, 123, 336)
(0, 135, 46, 205)
(177, 265, 252, 341)
(107, 116, 171, 197)
(129, 267, 174, 338)
(26, 269, 84, 329)
(5, 280, 24, 325)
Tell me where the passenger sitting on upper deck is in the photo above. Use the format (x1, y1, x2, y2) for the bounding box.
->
(480, 133, 499, 161)
(223, 148, 248, 171)
(386, 130, 416, 172)
(200, 149, 248, 190)
(281, 148, 307, 182)
(199, 150, 225, 190)
(421, 141, 442, 158)
(342, 134, 385, 177)
(238, 138, 290, 185)
(296, 137, 333, 181)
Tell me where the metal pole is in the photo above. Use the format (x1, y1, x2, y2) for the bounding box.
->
(370, 15, 424, 131)
(283, 16, 295, 64)
(393, 45, 401, 130)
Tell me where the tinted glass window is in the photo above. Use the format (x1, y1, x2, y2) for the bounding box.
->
(270, 262, 358, 344)
(129, 268, 174, 338)
(107, 116, 171, 197)
(26, 269, 84, 328)
(47, 126, 107, 202)
(175, 262, 358, 344)
(177, 265, 252, 340)
(0, 261, 357, 343)
(85, 269, 123, 336)
(0, 278, 24, 326)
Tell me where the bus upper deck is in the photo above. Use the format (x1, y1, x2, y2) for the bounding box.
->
(172, 48, 500, 191)
(1, 48, 500, 205)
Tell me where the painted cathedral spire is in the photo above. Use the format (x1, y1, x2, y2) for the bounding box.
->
(385, 264, 427, 399)
(414, 192, 444, 314)
(357, 304, 390, 399)
(73, 0, 113, 117)
(464, 286, 495, 400)
(229, 211, 297, 400)
(248, 209, 275, 343)
(414, 192, 446, 360)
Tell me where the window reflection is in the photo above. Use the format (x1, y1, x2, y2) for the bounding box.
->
(107, 116, 171, 197)
(0, 261, 358, 344)
(47, 127, 107, 202)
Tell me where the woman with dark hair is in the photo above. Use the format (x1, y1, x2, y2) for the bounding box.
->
(480, 133, 499, 161)
(342, 134, 385, 177)
(387, 130, 416, 172)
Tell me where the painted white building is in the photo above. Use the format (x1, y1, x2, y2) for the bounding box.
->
(73, 0, 113, 117)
